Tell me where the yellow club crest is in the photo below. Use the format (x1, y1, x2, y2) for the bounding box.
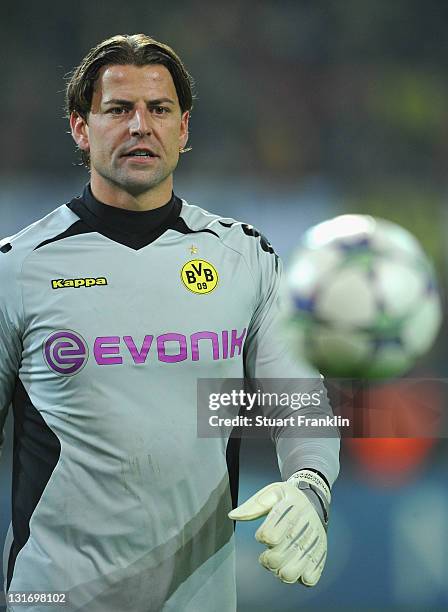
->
(181, 259, 218, 294)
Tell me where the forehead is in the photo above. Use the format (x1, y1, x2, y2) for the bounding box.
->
(94, 64, 178, 102)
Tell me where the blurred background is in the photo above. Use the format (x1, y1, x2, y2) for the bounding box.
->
(1, 1, 447, 610)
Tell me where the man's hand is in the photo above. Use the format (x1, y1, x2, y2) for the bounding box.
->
(228, 471, 330, 586)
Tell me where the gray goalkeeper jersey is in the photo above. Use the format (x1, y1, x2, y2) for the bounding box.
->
(0, 186, 339, 611)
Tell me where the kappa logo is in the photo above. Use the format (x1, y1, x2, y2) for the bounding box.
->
(181, 259, 218, 294)
(51, 277, 108, 290)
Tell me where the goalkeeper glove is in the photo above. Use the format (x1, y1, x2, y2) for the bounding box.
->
(228, 469, 331, 586)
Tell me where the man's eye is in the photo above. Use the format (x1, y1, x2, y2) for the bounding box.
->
(152, 106, 169, 115)
(108, 107, 128, 115)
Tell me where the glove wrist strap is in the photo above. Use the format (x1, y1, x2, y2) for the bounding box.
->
(287, 469, 331, 526)
(287, 469, 331, 504)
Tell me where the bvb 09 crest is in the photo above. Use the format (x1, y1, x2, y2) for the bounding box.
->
(181, 259, 218, 294)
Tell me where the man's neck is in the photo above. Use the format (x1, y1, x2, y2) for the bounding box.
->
(90, 174, 173, 211)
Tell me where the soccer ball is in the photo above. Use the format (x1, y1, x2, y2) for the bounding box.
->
(281, 214, 443, 379)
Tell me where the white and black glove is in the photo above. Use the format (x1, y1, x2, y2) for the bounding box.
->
(228, 469, 331, 586)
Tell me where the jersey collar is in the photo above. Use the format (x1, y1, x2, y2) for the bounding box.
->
(67, 184, 183, 250)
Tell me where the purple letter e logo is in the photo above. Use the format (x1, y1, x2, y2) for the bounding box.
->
(43, 330, 89, 376)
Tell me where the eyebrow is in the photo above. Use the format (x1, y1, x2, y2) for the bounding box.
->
(103, 97, 176, 106)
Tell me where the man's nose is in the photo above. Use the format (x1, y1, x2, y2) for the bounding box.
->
(129, 108, 152, 137)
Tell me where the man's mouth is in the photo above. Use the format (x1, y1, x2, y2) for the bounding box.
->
(123, 148, 158, 158)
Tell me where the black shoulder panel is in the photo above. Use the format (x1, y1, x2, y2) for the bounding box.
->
(219, 221, 279, 274)
(219, 220, 277, 256)
(241, 224, 276, 256)
(170, 216, 220, 238)
(34, 220, 94, 251)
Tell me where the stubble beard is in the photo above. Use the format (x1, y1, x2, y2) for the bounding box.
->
(94, 154, 178, 198)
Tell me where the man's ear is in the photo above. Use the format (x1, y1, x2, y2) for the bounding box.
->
(70, 112, 90, 152)
(179, 111, 190, 151)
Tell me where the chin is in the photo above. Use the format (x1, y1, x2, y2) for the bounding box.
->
(120, 176, 166, 196)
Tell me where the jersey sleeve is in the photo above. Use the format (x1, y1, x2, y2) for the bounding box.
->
(243, 233, 340, 487)
(0, 244, 23, 458)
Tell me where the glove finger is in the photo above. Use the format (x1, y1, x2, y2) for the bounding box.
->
(259, 537, 297, 571)
(274, 529, 326, 584)
(256, 486, 318, 542)
(287, 514, 324, 555)
(301, 549, 327, 586)
(255, 500, 302, 546)
(277, 554, 310, 584)
(228, 483, 285, 521)
(275, 532, 324, 584)
(260, 515, 320, 570)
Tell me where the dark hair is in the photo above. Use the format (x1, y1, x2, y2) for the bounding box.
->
(65, 34, 194, 165)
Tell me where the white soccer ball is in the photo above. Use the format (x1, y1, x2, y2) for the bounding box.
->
(282, 214, 443, 378)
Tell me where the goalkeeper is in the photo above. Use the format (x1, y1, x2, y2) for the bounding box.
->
(0, 33, 339, 611)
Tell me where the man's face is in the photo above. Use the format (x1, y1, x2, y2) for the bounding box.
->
(71, 64, 189, 198)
